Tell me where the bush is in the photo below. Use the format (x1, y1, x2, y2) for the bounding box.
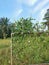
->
(12, 34, 49, 65)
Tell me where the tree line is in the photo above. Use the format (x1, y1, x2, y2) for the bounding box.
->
(0, 9, 49, 39)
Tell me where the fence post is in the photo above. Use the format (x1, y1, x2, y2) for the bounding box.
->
(11, 33, 14, 65)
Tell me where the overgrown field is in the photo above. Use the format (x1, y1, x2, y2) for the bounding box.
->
(0, 34, 49, 65)
(12, 34, 49, 65)
(0, 39, 11, 65)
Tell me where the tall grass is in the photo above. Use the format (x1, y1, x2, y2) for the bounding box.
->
(0, 39, 11, 65)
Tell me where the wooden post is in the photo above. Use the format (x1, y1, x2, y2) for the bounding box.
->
(11, 33, 12, 65)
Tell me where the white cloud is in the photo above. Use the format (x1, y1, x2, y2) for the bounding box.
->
(13, 9, 23, 18)
(38, 6, 49, 22)
(11, 9, 23, 21)
(17, 0, 38, 6)
(15, 9, 23, 17)
(39, 9, 47, 22)
(23, 0, 37, 6)
(33, 0, 49, 14)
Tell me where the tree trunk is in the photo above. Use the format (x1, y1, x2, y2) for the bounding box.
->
(2, 30, 6, 39)
(3, 33, 6, 39)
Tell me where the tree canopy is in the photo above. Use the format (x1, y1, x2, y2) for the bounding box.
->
(44, 9, 49, 30)
(0, 17, 11, 39)
(0, 9, 49, 39)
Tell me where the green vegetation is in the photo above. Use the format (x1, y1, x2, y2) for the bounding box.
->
(12, 34, 49, 65)
(0, 9, 49, 65)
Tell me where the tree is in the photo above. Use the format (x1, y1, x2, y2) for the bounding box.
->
(43, 9, 49, 30)
(0, 17, 10, 39)
(15, 17, 34, 34)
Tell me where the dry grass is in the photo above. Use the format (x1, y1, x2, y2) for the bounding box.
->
(0, 38, 11, 44)
(0, 39, 11, 65)
(0, 38, 11, 49)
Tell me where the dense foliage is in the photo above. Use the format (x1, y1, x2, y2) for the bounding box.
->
(15, 17, 34, 33)
(12, 34, 49, 65)
(0, 17, 11, 39)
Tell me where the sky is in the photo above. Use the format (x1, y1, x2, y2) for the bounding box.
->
(0, 0, 49, 22)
